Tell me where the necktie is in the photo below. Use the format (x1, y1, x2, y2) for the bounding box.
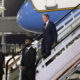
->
(44, 25, 47, 30)
(25, 48, 28, 55)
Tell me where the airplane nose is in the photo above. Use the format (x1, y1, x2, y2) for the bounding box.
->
(17, 10, 22, 26)
(17, 2, 35, 31)
(17, 1, 43, 32)
(17, 2, 27, 27)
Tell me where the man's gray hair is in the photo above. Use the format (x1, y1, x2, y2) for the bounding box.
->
(43, 13, 49, 19)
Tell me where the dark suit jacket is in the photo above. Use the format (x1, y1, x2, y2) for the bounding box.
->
(42, 21, 57, 45)
(21, 47, 36, 70)
(0, 52, 5, 74)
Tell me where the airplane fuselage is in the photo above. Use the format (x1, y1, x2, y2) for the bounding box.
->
(17, 0, 80, 33)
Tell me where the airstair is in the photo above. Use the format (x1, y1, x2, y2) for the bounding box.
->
(36, 4, 80, 80)
(5, 4, 80, 80)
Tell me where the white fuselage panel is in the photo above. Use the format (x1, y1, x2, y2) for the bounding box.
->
(32, 0, 80, 10)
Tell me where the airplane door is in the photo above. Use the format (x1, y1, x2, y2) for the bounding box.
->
(45, 0, 58, 9)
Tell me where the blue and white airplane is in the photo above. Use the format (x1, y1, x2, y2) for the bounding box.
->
(17, 0, 80, 33)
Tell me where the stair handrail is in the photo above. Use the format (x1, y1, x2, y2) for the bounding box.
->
(5, 45, 27, 80)
(35, 4, 80, 68)
(55, 4, 80, 25)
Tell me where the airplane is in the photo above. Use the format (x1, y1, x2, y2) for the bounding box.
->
(17, 0, 80, 33)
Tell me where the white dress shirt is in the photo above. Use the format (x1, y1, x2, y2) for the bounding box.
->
(25, 46, 31, 55)
(45, 20, 49, 29)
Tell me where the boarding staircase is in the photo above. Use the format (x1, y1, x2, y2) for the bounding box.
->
(36, 4, 80, 80)
(5, 4, 80, 80)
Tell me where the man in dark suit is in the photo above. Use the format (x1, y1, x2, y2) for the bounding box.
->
(0, 44, 5, 80)
(21, 37, 36, 80)
(41, 13, 57, 59)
